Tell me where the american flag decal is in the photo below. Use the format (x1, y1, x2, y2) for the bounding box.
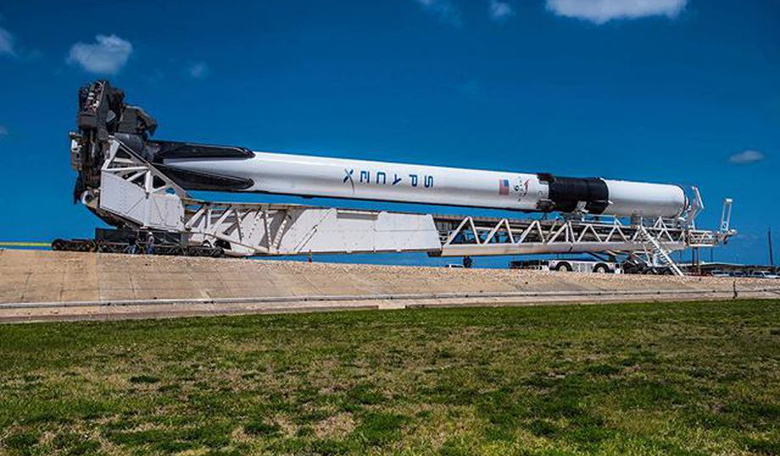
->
(499, 179, 510, 195)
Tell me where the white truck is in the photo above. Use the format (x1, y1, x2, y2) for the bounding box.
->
(510, 259, 622, 274)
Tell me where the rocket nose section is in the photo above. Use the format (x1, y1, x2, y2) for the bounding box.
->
(603, 180, 688, 219)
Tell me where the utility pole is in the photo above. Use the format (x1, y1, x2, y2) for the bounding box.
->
(769, 228, 774, 268)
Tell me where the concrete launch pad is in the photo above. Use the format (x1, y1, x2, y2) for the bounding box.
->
(1, 249, 778, 323)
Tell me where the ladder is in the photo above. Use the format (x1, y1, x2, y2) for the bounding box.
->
(638, 225, 685, 276)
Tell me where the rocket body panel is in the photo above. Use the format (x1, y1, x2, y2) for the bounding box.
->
(166, 152, 548, 212)
(161, 150, 688, 219)
(603, 180, 687, 219)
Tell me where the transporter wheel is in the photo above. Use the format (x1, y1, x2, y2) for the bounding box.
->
(75, 240, 96, 252)
(51, 239, 66, 251)
(555, 262, 572, 272)
(594, 264, 609, 274)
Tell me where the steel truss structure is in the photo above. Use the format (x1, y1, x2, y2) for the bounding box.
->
(435, 215, 688, 255)
(76, 138, 734, 273)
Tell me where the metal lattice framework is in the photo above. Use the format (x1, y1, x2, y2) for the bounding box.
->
(179, 201, 441, 256)
(432, 214, 694, 257)
(84, 138, 733, 265)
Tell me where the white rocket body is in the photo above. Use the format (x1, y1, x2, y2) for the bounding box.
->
(163, 151, 688, 219)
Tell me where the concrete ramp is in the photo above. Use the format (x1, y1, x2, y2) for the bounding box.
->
(0, 249, 777, 322)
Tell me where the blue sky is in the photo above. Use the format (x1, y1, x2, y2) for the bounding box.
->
(0, 0, 777, 266)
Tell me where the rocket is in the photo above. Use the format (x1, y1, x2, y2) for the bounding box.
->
(143, 142, 687, 219)
(74, 80, 689, 220)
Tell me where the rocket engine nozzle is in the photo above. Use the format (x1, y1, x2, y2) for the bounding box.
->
(71, 80, 254, 192)
(76, 80, 157, 143)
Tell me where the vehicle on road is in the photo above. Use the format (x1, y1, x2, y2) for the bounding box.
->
(510, 259, 622, 274)
(749, 271, 779, 279)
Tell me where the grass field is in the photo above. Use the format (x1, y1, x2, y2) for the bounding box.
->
(0, 300, 778, 456)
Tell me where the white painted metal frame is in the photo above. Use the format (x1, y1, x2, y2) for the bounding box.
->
(92, 139, 441, 257)
(434, 215, 692, 257)
(90, 139, 187, 231)
(87, 138, 732, 261)
(181, 201, 441, 256)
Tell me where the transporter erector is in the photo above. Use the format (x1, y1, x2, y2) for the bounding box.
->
(61, 80, 733, 269)
(76, 82, 686, 220)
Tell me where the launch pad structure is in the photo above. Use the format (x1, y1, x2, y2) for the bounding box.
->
(61, 136, 735, 276)
(55, 80, 736, 276)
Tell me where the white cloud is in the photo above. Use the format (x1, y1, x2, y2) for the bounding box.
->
(188, 61, 209, 79)
(729, 150, 765, 164)
(0, 125, 7, 136)
(489, 0, 515, 21)
(0, 27, 15, 56)
(415, 0, 462, 26)
(546, 0, 687, 24)
(67, 34, 133, 74)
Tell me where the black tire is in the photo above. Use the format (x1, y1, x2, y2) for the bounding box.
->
(555, 262, 572, 272)
(74, 240, 95, 252)
(51, 239, 66, 251)
(594, 264, 609, 274)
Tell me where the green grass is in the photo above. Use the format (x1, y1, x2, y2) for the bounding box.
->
(0, 299, 778, 455)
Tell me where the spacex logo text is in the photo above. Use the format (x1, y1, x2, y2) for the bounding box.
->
(343, 169, 434, 188)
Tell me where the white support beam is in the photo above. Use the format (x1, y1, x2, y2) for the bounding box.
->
(90, 137, 732, 260)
